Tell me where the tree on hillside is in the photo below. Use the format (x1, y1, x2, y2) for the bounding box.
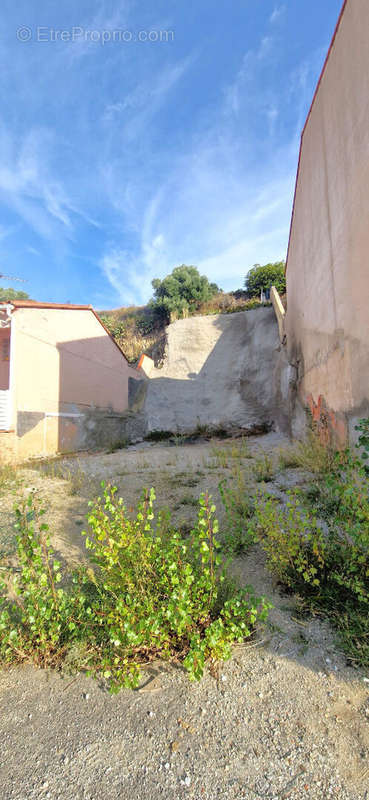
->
(244, 261, 286, 298)
(150, 265, 219, 320)
(0, 287, 30, 302)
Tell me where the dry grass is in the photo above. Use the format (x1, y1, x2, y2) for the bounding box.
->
(28, 458, 95, 497)
(196, 293, 267, 316)
(210, 438, 252, 469)
(0, 462, 20, 494)
(278, 430, 336, 474)
(98, 295, 270, 365)
(98, 305, 166, 365)
(251, 453, 275, 483)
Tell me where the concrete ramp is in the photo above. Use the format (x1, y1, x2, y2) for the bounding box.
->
(144, 307, 287, 434)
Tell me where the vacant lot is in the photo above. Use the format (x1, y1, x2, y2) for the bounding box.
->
(0, 433, 368, 800)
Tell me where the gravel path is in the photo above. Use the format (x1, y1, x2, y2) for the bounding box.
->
(1, 621, 368, 800)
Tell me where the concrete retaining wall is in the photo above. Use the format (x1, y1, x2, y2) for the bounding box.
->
(142, 307, 291, 435)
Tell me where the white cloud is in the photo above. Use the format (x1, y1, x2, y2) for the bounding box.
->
(0, 224, 16, 242)
(103, 54, 195, 144)
(0, 127, 73, 238)
(269, 6, 286, 25)
(0, 1, 326, 308)
(0, 124, 102, 246)
(61, 2, 131, 65)
(98, 24, 326, 305)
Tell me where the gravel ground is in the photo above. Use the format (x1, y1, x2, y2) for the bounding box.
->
(0, 434, 368, 800)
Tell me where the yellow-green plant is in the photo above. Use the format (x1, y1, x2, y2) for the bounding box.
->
(279, 430, 336, 475)
(219, 478, 254, 554)
(0, 486, 270, 690)
(0, 497, 85, 667)
(251, 492, 326, 589)
(251, 471, 369, 667)
(252, 453, 274, 483)
(355, 418, 369, 475)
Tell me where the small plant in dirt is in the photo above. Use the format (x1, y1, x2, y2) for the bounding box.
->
(0, 486, 270, 690)
(250, 492, 326, 591)
(107, 438, 128, 453)
(252, 453, 274, 483)
(219, 479, 255, 554)
(0, 463, 21, 495)
(67, 466, 87, 496)
(279, 429, 336, 475)
(0, 497, 86, 667)
(250, 472, 369, 668)
(304, 450, 369, 530)
(217, 436, 368, 668)
(210, 446, 229, 469)
(178, 494, 198, 506)
(278, 447, 301, 470)
(232, 438, 252, 460)
(355, 418, 369, 475)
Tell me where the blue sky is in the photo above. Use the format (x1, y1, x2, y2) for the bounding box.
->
(0, 0, 343, 309)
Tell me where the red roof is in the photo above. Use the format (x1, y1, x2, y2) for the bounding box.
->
(9, 300, 93, 310)
(6, 300, 132, 366)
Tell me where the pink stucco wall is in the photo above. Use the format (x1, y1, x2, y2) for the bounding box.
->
(8, 306, 140, 459)
(0, 328, 10, 390)
(13, 307, 136, 413)
(285, 0, 369, 442)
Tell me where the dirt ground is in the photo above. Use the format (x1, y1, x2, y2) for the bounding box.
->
(0, 433, 368, 800)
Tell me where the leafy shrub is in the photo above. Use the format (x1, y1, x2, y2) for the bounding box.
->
(0, 486, 270, 690)
(251, 470, 369, 667)
(0, 497, 85, 667)
(244, 261, 286, 297)
(149, 265, 219, 322)
(304, 451, 368, 528)
(355, 418, 369, 475)
(217, 436, 368, 667)
(197, 294, 264, 316)
(0, 287, 30, 301)
(99, 308, 166, 365)
(302, 452, 369, 606)
(251, 493, 326, 591)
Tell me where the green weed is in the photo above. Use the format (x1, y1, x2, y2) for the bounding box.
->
(279, 430, 337, 475)
(219, 479, 254, 554)
(355, 418, 369, 475)
(0, 463, 20, 495)
(210, 446, 229, 469)
(250, 471, 369, 668)
(0, 486, 270, 690)
(252, 453, 274, 483)
(179, 494, 198, 506)
(107, 438, 128, 453)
